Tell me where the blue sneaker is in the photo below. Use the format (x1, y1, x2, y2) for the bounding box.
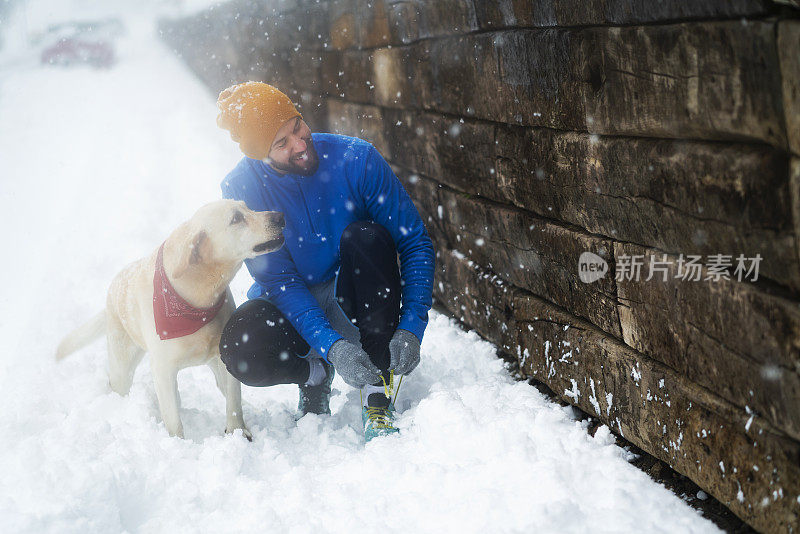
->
(361, 371, 402, 442)
(298, 360, 334, 416)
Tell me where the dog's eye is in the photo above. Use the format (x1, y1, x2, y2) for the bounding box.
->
(230, 211, 244, 225)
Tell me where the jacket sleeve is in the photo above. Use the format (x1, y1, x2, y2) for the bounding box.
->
(221, 176, 343, 360)
(359, 146, 435, 343)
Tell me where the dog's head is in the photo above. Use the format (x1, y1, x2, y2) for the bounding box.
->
(174, 200, 285, 277)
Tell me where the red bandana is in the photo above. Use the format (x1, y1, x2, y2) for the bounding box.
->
(152, 243, 226, 340)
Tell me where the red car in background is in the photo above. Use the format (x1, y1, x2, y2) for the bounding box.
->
(41, 38, 114, 68)
(38, 18, 122, 69)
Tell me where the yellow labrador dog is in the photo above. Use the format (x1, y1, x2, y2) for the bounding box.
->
(56, 200, 285, 439)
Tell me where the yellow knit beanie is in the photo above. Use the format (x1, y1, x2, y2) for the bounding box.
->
(216, 81, 302, 160)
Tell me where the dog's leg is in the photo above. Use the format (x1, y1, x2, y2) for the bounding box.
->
(150, 355, 184, 438)
(106, 312, 144, 396)
(208, 356, 252, 441)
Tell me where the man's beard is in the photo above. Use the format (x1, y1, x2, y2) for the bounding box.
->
(267, 137, 320, 176)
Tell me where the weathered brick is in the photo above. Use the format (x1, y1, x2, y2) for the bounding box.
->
(494, 126, 800, 290)
(384, 107, 497, 195)
(582, 21, 787, 148)
(387, 0, 479, 43)
(433, 244, 521, 353)
(328, 0, 479, 50)
(779, 20, 800, 156)
(475, 0, 774, 29)
(327, 99, 391, 157)
(403, 173, 622, 337)
(615, 242, 800, 440)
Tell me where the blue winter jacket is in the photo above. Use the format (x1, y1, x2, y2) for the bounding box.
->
(221, 133, 435, 360)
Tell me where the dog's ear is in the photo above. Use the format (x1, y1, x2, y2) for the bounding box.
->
(174, 230, 211, 277)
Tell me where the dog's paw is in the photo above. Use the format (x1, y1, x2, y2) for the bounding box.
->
(225, 426, 253, 442)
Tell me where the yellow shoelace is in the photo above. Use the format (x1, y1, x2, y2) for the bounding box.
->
(362, 370, 405, 429)
(364, 406, 394, 429)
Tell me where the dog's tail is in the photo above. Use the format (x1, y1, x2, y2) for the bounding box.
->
(55, 311, 107, 361)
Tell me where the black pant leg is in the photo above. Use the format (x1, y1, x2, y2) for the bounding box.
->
(336, 221, 402, 374)
(219, 298, 311, 387)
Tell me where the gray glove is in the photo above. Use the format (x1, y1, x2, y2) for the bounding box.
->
(327, 339, 381, 388)
(389, 329, 421, 375)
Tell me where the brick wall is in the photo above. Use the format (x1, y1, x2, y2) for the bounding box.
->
(159, 1, 800, 530)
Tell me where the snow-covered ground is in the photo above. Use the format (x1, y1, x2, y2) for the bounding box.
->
(0, 2, 720, 533)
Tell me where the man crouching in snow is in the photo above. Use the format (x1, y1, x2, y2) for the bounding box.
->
(216, 82, 435, 441)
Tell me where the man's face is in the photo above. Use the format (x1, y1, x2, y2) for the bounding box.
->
(264, 117, 319, 176)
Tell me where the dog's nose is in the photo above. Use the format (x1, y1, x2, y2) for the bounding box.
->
(270, 212, 285, 229)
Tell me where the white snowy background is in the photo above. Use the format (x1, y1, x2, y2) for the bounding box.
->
(0, 1, 720, 532)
